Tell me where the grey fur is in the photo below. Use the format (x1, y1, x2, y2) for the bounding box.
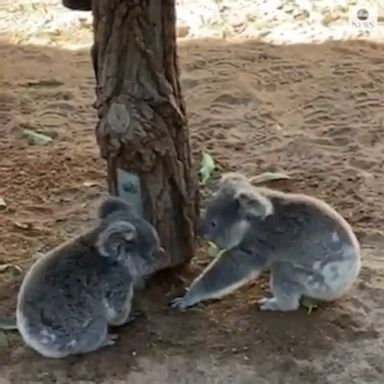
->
(8, 197, 165, 358)
(171, 172, 361, 312)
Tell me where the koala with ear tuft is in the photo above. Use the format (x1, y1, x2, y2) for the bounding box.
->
(1, 197, 167, 358)
(170, 172, 361, 312)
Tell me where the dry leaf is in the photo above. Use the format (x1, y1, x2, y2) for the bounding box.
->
(249, 172, 291, 184)
(0, 264, 23, 275)
(83, 181, 99, 187)
(22, 128, 53, 146)
(13, 221, 32, 230)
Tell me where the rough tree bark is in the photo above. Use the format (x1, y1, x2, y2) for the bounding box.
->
(89, 0, 200, 267)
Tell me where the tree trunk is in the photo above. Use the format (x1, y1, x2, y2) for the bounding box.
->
(92, 0, 200, 267)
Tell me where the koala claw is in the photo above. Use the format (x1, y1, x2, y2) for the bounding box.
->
(258, 297, 283, 311)
(102, 333, 119, 347)
(257, 297, 270, 305)
(126, 309, 144, 323)
(169, 296, 194, 311)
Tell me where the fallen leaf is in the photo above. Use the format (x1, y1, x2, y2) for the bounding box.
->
(199, 152, 215, 184)
(13, 221, 32, 230)
(0, 264, 11, 273)
(22, 128, 53, 146)
(0, 264, 23, 275)
(0, 197, 6, 209)
(249, 172, 291, 184)
(301, 297, 319, 314)
(83, 181, 99, 187)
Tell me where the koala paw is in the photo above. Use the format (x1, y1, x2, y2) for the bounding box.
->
(169, 296, 195, 311)
(258, 297, 285, 311)
(258, 296, 299, 312)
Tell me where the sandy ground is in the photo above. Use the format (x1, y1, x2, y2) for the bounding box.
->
(1, 1, 384, 383)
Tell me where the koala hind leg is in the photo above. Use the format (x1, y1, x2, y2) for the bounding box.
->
(24, 318, 109, 358)
(258, 262, 303, 312)
(101, 333, 119, 348)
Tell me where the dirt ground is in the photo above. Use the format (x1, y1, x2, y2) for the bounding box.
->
(1, 14, 384, 384)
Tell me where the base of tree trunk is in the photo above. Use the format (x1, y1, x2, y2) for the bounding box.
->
(93, 0, 200, 268)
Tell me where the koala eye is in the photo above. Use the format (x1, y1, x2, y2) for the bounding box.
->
(210, 220, 217, 228)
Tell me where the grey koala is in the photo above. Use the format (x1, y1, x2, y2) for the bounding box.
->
(2, 196, 166, 358)
(170, 172, 361, 312)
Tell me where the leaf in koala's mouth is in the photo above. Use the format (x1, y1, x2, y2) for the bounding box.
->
(207, 241, 224, 258)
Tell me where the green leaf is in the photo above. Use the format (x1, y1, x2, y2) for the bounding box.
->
(22, 128, 53, 146)
(199, 152, 215, 184)
(0, 263, 23, 275)
(207, 242, 226, 259)
(207, 241, 220, 258)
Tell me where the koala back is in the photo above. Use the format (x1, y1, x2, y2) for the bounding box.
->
(242, 188, 360, 267)
(17, 229, 130, 345)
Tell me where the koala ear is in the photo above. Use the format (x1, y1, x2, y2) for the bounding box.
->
(219, 172, 249, 192)
(235, 189, 271, 218)
(97, 221, 137, 257)
(97, 196, 132, 219)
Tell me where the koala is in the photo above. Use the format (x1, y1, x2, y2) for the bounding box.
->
(2, 197, 166, 358)
(170, 172, 361, 312)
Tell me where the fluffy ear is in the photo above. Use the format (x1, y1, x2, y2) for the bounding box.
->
(235, 189, 272, 218)
(97, 196, 132, 219)
(97, 221, 137, 258)
(219, 172, 249, 191)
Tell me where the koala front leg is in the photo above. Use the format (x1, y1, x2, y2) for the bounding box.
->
(105, 282, 137, 327)
(170, 247, 265, 311)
